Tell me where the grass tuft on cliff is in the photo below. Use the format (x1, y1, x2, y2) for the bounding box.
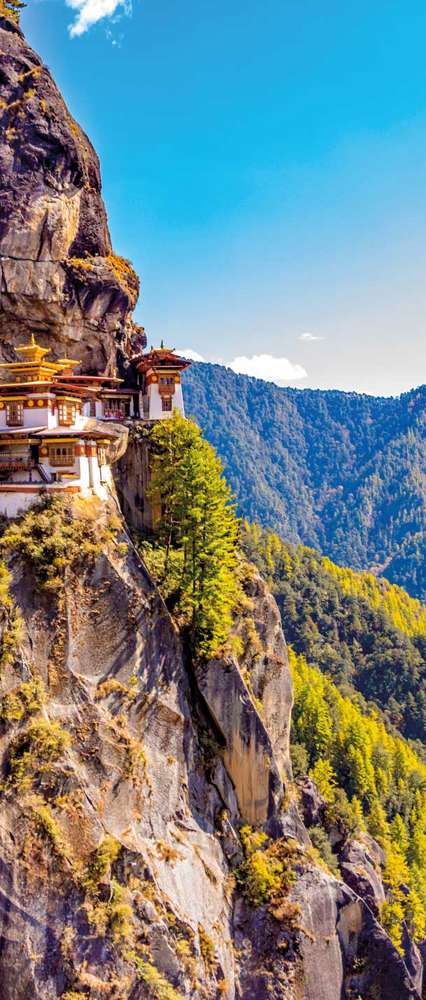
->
(5, 718, 71, 791)
(0, 495, 121, 592)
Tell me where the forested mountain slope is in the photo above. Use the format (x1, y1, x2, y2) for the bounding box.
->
(183, 364, 426, 600)
(290, 648, 426, 953)
(242, 522, 426, 745)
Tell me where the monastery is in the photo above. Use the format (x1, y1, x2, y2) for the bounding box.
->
(0, 335, 191, 517)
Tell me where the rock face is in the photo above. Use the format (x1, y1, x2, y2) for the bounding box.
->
(0, 16, 139, 372)
(340, 834, 386, 916)
(0, 504, 238, 998)
(196, 567, 292, 829)
(0, 499, 422, 1000)
(114, 423, 153, 532)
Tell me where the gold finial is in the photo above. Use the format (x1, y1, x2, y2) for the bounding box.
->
(30, 333, 36, 346)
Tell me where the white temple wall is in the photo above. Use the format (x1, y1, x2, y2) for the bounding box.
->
(88, 452, 101, 491)
(77, 455, 91, 490)
(99, 461, 112, 485)
(144, 384, 185, 420)
(25, 404, 51, 428)
(0, 492, 40, 518)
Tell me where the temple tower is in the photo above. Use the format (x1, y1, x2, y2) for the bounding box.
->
(135, 345, 191, 420)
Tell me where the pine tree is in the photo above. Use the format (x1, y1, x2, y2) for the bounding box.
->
(367, 801, 390, 845)
(309, 759, 337, 804)
(147, 413, 241, 657)
(390, 814, 409, 857)
(351, 796, 366, 833)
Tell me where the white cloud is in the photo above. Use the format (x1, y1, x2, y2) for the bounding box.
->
(67, 0, 129, 37)
(299, 332, 324, 342)
(176, 347, 206, 362)
(227, 354, 307, 385)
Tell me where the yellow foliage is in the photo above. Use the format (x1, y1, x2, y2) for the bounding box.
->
(82, 834, 121, 893)
(6, 719, 71, 790)
(134, 959, 184, 1000)
(1, 675, 45, 723)
(198, 923, 217, 973)
(30, 798, 72, 863)
(237, 826, 285, 907)
(291, 648, 426, 943)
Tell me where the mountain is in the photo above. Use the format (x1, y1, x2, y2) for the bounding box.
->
(241, 521, 426, 745)
(182, 363, 426, 600)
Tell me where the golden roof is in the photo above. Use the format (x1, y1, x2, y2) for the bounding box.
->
(15, 333, 51, 363)
(0, 335, 78, 382)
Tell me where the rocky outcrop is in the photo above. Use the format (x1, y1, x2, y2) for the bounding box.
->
(339, 834, 386, 916)
(292, 868, 422, 1000)
(0, 16, 139, 372)
(195, 567, 292, 828)
(114, 422, 153, 532)
(298, 775, 326, 827)
(196, 656, 285, 827)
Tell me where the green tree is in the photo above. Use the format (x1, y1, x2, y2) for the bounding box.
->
(367, 801, 390, 845)
(146, 414, 241, 657)
(390, 814, 409, 857)
(309, 759, 337, 804)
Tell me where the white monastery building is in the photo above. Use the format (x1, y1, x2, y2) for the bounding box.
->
(135, 343, 191, 420)
(0, 335, 191, 517)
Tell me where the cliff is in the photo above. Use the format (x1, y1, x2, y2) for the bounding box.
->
(0, 496, 421, 1000)
(0, 16, 139, 372)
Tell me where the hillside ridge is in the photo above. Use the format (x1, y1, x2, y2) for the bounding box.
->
(183, 363, 426, 599)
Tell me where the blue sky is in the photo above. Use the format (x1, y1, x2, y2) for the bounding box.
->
(23, 0, 426, 395)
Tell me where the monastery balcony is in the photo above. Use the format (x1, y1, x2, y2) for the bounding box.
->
(102, 408, 127, 421)
(0, 457, 36, 472)
(0, 458, 54, 485)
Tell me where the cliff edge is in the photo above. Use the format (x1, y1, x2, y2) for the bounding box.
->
(0, 16, 139, 372)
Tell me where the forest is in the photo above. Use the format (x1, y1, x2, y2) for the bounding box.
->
(291, 649, 426, 950)
(242, 521, 426, 745)
(183, 363, 426, 600)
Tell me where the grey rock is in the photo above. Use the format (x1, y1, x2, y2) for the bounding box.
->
(340, 835, 386, 915)
(298, 775, 326, 827)
(0, 16, 139, 372)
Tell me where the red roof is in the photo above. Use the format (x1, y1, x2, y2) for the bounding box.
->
(55, 375, 124, 384)
(136, 349, 191, 373)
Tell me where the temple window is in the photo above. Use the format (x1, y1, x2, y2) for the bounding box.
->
(49, 445, 75, 467)
(159, 376, 175, 396)
(161, 396, 172, 412)
(58, 402, 76, 426)
(102, 399, 126, 419)
(6, 402, 24, 426)
(97, 446, 107, 465)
